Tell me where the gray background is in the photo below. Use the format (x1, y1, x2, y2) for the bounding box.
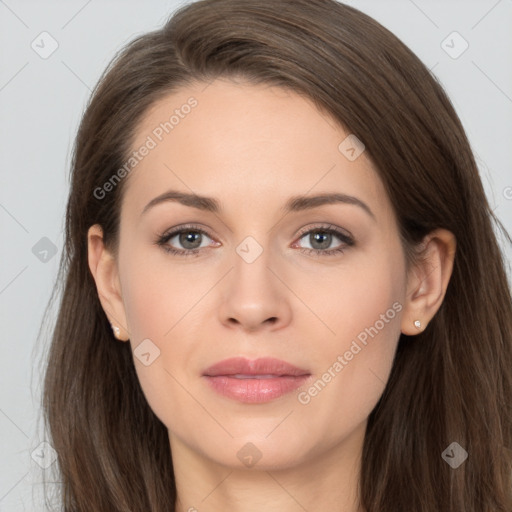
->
(1, 0, 511, 509)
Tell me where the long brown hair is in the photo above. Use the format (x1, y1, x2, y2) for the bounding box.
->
(40, 0, 512, 510)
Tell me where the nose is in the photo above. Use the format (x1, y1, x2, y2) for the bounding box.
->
(217, 244, 292, 333)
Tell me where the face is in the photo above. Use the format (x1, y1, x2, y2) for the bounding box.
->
(107, 78, 410, 470)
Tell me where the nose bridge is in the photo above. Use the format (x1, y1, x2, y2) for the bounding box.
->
(217, 232, 292, 331)
(231, 233, 276, 295)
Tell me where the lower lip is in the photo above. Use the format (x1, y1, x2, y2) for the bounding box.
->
(203, 375, 311, 403)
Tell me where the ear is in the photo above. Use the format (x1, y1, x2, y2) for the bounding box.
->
(87, 224, 130, 341)
(400, 228, 456, 335)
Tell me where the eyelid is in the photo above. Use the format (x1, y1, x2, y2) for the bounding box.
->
(159, 223, 219, 241)
(294, 222, 354, 241)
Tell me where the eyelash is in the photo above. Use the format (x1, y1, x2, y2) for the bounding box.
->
(155, 223, 354, 258)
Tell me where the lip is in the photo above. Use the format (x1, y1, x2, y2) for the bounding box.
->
(202, 357, 311, 403)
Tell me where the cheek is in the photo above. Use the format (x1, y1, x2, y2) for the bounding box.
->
(308, 247, 404, 353)
(295, 303, 402, 446)
(297, 253, 405, 430)
(119, 242, 198, 339)
(118, 245, 209, 427)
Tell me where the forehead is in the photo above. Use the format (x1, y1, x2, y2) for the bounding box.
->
(122, 79, 392, 223)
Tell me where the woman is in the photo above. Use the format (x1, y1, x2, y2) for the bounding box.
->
(41, 0, 512, 510)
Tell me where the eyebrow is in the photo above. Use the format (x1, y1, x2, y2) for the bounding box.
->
(140, 189, 375, 220)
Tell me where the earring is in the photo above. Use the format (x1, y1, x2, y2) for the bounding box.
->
(111, 324, 121, 338)
(414, 320, 421, 329)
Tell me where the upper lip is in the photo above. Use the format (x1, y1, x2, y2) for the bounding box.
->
(203, 357, 310, 377)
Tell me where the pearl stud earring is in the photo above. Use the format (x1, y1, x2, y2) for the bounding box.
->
(111, 324, 121, 338)
(414, 320, 421, 329)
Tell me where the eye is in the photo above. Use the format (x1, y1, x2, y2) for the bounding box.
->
(293, 224, 354, 257)
(155, 223, 354, 258)
(155, 224, 218, 257)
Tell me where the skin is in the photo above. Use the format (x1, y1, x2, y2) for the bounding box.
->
(88, 78, 456, 512)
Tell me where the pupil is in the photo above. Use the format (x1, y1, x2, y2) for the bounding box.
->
(180, 232, 202, 249)
(311, 231, 331, 249)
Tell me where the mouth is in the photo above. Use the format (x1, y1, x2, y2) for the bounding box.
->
(202, 357, 311, 403)
(225, 374, 290, 379)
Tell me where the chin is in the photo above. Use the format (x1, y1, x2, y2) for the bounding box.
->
(199, 431, 315, 471)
